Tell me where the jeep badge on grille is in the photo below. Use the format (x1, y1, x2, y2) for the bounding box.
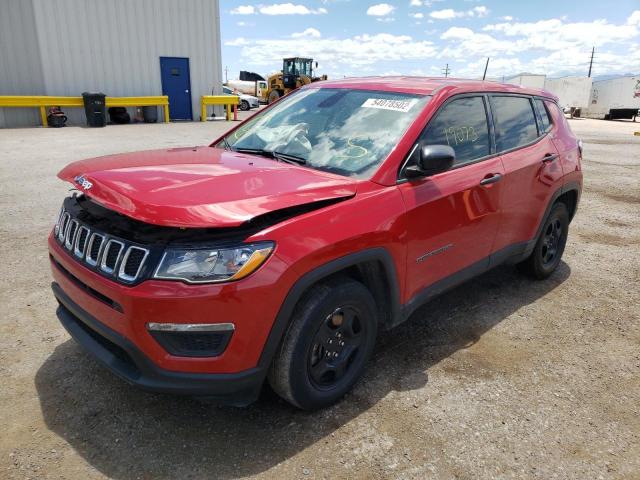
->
(74, 175, 93, 190)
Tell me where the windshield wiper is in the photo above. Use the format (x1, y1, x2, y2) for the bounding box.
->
(233, 147, 307, 166)
(221, 136, 234, 151)
(272, 150, 307, 165)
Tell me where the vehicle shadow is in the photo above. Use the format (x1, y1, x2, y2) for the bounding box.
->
(35, 262, 570, 479)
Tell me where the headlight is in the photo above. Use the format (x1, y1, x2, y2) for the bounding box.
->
(153, 242, 274, 284)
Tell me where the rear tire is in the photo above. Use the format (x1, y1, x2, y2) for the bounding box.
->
(268, 278, 378, 410)
(518, 202, 569, 279)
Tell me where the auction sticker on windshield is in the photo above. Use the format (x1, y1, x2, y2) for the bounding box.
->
(361, 98, 418, 113)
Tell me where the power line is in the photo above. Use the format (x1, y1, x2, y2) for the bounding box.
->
(442, 63, 450, 78)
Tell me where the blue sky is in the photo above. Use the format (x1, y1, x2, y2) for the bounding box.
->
(220, 1, 640, 81)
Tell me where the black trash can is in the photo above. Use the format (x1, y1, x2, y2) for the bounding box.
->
(142, 105, 158, 123)
(82, 92, 106, 127)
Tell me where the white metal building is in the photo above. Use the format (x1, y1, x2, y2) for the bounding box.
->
(503, 73, 547, 90)
(543, 77, 593, 110)
(0, 0, 223, 127)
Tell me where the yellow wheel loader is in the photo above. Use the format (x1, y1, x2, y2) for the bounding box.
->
(263, 57, 327, 104)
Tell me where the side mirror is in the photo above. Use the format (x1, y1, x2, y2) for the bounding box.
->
(315, 61, 318, 68)
(405, 144, 455, 178)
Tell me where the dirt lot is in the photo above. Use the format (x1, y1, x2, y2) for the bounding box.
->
(1, 115, 639, 480)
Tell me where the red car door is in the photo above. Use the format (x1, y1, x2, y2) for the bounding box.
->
(398, 95, 504, 305)
(489, 95, 564, 257)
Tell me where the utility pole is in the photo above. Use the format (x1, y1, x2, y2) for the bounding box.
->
(442, 63, 450, 78)
(224, 66, 228, 83)
(482, 57, 490, 80)
(588, 47, 595, 78)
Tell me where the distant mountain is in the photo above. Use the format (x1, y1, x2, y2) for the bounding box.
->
(592, 73, 639, 82)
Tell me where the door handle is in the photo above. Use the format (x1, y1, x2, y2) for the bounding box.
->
(185, 89, 190, 93)
(542, 153, 558, 163)
(480, 173, 502, 186)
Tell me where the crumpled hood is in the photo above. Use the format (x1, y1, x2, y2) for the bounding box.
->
(58, 146, 357, 228)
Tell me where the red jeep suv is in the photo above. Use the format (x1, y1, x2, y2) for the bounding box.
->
(49, 77, 582, 410)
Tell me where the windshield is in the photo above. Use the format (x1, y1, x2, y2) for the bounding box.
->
(283, 59, 313, 77)
(220, 88, 430, 178)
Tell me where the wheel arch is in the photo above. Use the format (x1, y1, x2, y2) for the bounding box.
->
(257, 248, 401, 369)
(555, 186, 580, 222)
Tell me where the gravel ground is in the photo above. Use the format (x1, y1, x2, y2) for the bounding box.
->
(1, 115, 639, 480)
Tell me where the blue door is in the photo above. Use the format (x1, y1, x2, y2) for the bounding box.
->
(160, 57, 193, 120)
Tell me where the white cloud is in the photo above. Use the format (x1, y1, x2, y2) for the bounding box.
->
(501, 15, 513, 21)
(472, 6, 488, 17)
(430, 8, 460, 19)
(236, 21, 255, 27)
(628, 10, 640, 26)
(410, 0, 422, 6)
(483, 18, 638, 50)
(441, 16, 640, 77)
(233, 33, 437, 72)
(367, 3, 396, 16)
(440, 26, 517, 57)
(225, 37, 250, 46)
(259, 3, 328, 15)
(291, 28, 321, 38)
(429, 5, 488, 20)
(410, 12, 424, 19)
(230, 5, 255, 15)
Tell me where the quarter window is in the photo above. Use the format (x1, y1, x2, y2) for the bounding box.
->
(534, 98, 552, 133)
(491, 96, 538, 152)
(418, 96, 490, 166)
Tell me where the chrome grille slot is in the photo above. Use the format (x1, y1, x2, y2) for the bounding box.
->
(54, 208, 65, 236)
(74, 226, 90, 258)
(118, 246, 149, 282)
(86, 233, 105, 267)
(100, 239, 125, 274)
(53, 201, 154, 285)
(64, 220, 79, 250)
(57, 213, 71, 241)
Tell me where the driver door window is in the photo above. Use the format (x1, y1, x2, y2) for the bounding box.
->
(418, 96, 491, 166)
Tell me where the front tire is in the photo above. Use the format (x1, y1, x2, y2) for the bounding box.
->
(268, 278, 378, 410)
(518, 202, 569, 279)
(240, 100, 250, 111)
(268, 90, 281, 104)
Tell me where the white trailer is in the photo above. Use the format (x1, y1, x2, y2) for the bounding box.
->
(504, 74, 547, 89)
(544, 77, 592, 111)
(225, 79, 268, 101)
(585, 76, 640, 120)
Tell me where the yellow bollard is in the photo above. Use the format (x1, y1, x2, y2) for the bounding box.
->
(39, 106, 48, 127)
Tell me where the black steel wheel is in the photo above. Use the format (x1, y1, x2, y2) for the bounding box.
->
(541, 217, 563, 267)
(268, 278, 377, 410)
(518, 202, 569, 279)
(307, 306, 367, 389)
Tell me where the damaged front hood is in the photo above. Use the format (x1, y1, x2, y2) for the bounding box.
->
(58, 146, 357, 228)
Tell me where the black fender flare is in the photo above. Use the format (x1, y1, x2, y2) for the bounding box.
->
(257, 247, 401, 370)
(534, 181, 581, 242)
(510, 180, 582, 264)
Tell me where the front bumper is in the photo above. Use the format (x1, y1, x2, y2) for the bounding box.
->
(53, 282, 265, 405)
(48, 234, 291, 374)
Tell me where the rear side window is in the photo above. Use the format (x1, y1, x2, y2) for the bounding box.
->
(419, 96, 490, 165)
(491, 96, 538, 152)
(534, 98, 552, 133)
